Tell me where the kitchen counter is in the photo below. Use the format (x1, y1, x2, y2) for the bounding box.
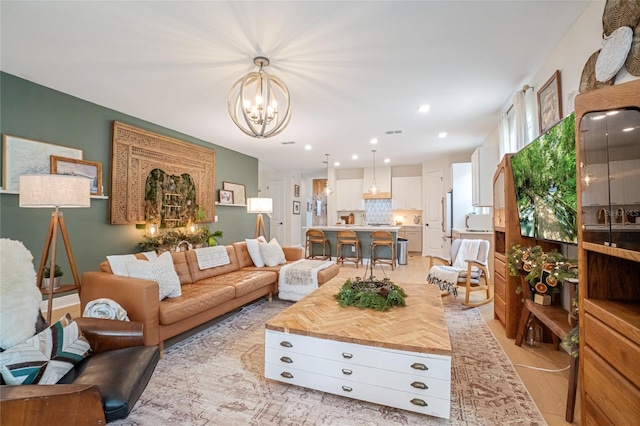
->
(303, 226, 400, 260)
(452, 228, 493, 235)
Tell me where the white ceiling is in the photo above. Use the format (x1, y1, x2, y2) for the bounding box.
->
(1, 1, 590, 175)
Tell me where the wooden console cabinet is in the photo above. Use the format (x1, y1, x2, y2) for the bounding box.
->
(575, 80, 640, 425)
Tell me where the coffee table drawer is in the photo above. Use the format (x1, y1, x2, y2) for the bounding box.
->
(266, 346, 450, 399)
(266, 330, 451, 381)
(265, 363, 451, 419)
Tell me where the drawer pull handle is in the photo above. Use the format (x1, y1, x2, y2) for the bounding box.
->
(342, 352, 353, 359)
(280, 341, 293, 348)
(342, 369, 353, 375)
(341, 386, 353, 392)
(410, 398, 428, 407)
(280, 372, 293, 379)
(280, 356, 293, 363)
(411, 362, 428, 371)
(411, 381, 428, 390)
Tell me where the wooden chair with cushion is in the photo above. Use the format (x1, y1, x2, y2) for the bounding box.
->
(426, 239, 492, 307)
(370, 230, 396, 270)
(336, 230, 362, 267)
(305, 229, 331, 260)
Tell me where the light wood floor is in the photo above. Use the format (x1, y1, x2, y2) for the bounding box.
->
(336, 254, 580, 425)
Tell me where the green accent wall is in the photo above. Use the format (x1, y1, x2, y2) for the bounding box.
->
(0, 72, 258, 278)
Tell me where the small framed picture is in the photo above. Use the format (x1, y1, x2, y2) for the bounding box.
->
(222, 181, 246, 205)
(219, 189, 234, 205)
(307, 201, 312, 212)
(537, 70, 562, 134)
(293, 200, 301, 215)
(294, 184, 300, 198)
(51, 156, 102, 196)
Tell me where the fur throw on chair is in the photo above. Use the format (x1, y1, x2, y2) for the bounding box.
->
(0, 238, 43, 350)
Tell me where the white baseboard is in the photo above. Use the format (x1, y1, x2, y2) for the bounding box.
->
(41, 293, 80, 314)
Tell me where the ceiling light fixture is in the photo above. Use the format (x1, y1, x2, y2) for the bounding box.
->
(228, 56, 292, 138)
(438, 132, 448, 138)
(369, 149, 379, 195)
(418, 105, 430, 113)
(324, 154, 333, 196)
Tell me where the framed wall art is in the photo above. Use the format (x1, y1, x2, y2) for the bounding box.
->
(293, 200, 301, 215)
(222, 181, 246, 205)
(294, 184, 300, 198)
(537, 70, 562, 134)
(219, 189, 234, 205)
(2, 134, 83, 192)
(51, 156, 103, 196)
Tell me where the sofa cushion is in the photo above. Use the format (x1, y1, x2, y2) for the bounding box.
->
(158, 284, 236, 325)
(0, 314, 92, 385)
(210, 270, 278, 298)
(244, 237, 267, 267)
(258, 239, 287, 267)
(185, 246, 240, 282)
(58, 346, 160, 422)
(125, 252, 181, 300)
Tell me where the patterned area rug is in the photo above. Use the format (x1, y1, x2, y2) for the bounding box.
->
(113, 297, 545, 425)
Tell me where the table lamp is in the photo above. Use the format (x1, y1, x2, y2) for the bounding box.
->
(246, 197, 273, 238)
(19, 174, 91, 322)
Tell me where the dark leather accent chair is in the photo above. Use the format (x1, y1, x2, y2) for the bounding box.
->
(1, 317, 159, 424)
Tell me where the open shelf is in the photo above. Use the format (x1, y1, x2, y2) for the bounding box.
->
(39, 284, 78, 297)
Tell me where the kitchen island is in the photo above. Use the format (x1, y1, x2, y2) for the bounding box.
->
(303, 225, 400, 261)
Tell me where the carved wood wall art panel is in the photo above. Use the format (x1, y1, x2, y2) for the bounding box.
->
(110, 121, 215, 225)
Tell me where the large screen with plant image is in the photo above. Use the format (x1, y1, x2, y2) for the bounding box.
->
(511, 112, 577, 244)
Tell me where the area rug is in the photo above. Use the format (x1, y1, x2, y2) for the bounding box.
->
(113, 298, 545, 425)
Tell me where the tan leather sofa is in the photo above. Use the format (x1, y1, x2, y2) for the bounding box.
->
(81, 242, 339, 352)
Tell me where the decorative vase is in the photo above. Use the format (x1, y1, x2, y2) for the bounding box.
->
(42, 277, 61, 290)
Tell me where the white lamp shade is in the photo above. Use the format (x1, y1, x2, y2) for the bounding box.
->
(19, 174, 91, 208)
(247, 197, 273, 214)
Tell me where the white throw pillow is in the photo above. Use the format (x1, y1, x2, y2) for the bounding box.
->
(258, 238, 287, 267)
(107, 251, 157, 276)
(125, 251, 181, 300)
(245, 236, 267, 267)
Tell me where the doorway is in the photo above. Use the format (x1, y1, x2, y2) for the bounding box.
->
(424, 170, 445, 258)
(267, 179, 284, 242)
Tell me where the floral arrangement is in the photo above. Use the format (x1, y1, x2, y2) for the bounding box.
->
(334, 277, 407, 311)
(140, 228, 223, 253)
(506, 244, 577, 295)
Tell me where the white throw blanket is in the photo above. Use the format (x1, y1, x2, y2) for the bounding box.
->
(194, 246, 230, 270)
(278, 259, 335, 302)
(83, 298, 130, 321)
(427, 240, 481, 295)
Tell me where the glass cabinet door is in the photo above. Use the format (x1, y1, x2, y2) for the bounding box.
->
(580, 107, 640, 251)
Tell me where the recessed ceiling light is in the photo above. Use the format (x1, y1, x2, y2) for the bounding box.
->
(334, 161, 340, 166)
(351, 154, 358, 160)
(370, 138, 378, 144)
(418, 105, 430, 113)
(304, 144, 312, 150)
(384, 158, 390, 163)
(438, 132, 448, 138)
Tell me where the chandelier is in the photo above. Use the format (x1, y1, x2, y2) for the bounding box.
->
(228, 56, 292, 138)
(369, 149, 379, 195)
(324, 154, 333, 195)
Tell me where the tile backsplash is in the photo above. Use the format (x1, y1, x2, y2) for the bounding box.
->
(365, 199, 392, 224)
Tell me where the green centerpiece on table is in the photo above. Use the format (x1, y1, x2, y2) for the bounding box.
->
(335, 276, 407, 311)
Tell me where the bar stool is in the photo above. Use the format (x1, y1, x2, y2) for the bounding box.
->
(370, 230, 396, 270)
(336, 230, 362, 268)
(305, 229, 331, 260)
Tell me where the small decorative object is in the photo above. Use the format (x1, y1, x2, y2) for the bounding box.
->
(534, 294, 551, 306)
(293, 200, 300, 215)
(413, 215, 421, 224)
(42, 264, 63, 290)
(595, 26, 633, 82)
(525, 317, 543, 348)
(294, 184, 300, 198)
(219, 189, 234, 205)
(506, 244, 578, 296)
(335, 259, 407, 311)
(537, 70, 562, 134)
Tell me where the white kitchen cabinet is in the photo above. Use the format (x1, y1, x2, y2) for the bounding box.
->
(363, 165, 391, 198)
(471, 146, 499, 207)
(399, 225, 423, 252)
(392, 176, 422, 209)
(336, 179, 364, 211)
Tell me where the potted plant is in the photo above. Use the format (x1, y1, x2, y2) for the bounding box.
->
(42, 264, 64, 290)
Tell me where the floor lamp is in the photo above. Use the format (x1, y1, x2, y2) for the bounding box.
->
(19, 174, 91, 323)
(247, 197, 273, 239)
